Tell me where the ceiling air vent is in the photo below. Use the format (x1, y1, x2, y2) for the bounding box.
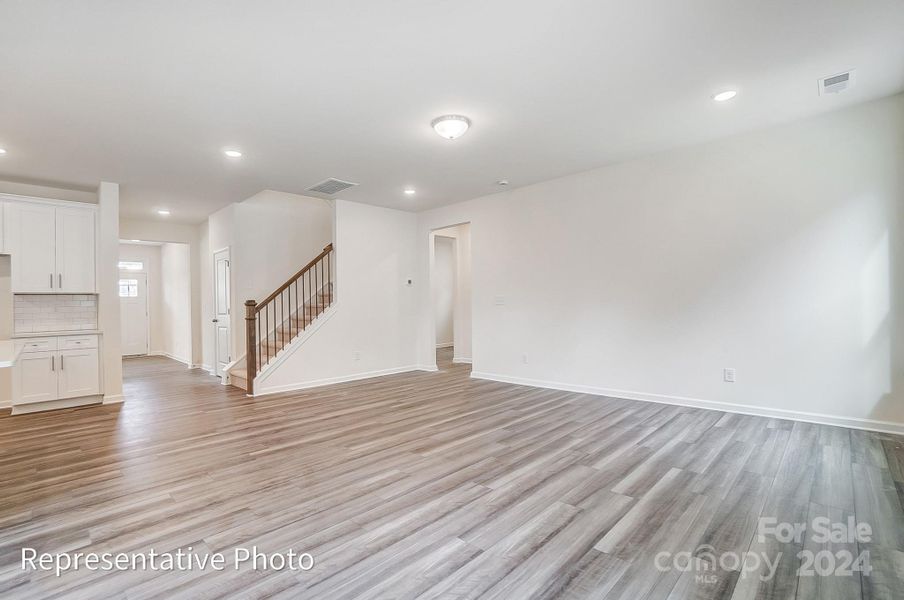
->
(819, 70, 855, 95)
(306, 178, 359, 195)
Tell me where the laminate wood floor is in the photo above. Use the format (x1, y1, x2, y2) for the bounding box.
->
(1, 350, 903, 599)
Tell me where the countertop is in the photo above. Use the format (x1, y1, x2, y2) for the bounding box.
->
(12, 330, 102, 339)
(0, 340, 23, 367)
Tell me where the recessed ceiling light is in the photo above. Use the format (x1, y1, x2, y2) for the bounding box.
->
(223, 149, 242, 158)
(0, 148, 7, 155)
(431, 115, 471, 140)
(157, 209, 171, 216)
(404, 188, 416, 195)
(712, 90, 738, 102)
(496, 179, 509, 186)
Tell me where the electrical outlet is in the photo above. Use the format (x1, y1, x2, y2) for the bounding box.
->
(522, 353, 529, 364)
(723, 368, 736, 383)
(353, 351, 360, 361)
(494, 295, 506, 306)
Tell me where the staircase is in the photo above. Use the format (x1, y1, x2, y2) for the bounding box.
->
(228, 244, 334, 394)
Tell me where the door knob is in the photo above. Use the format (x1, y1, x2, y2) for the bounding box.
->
(212, 319, 218, 323)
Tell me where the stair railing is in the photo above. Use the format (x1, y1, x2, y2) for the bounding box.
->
(244, 243, 333, 394)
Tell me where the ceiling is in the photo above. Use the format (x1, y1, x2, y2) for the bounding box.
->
(1, 1, 903, 224)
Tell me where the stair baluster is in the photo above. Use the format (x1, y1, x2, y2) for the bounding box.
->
(242, 243, 334, 395)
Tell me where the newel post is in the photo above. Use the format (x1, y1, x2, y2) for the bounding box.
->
(244, 300, 257, 396)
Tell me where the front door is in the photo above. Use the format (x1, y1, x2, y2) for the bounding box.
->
(119, 273, 148, 356)
(213, 248, 231, 378)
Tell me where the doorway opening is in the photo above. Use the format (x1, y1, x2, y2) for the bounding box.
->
(119, 240, 194, 371)
(430, 223, 472, 370)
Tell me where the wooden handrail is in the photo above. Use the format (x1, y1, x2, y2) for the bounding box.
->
(255, 244, 333, 311)
(244, 243, 334, 395)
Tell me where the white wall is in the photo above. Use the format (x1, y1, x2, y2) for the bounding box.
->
(255, 200, 420, 393)
(451, 224, 472, 362)
(231, 191, 332, 358)
(233, 191, 333, 307)
(199, 224, 212, 371)
(160, 243, 192, 363)
(199, 191, 333, 366)
(119, 243, 163, 353)
(416, 93, 904, 432)
(432, 235, 455, 347)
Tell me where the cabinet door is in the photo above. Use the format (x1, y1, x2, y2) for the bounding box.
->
(56, 206, 96, 293)
(0, 201, 6, 253)
(6, 202, 56, 292)
(17, 351, 58, 404)
(58, 348, 100, 399)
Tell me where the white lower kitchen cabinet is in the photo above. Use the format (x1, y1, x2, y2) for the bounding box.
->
(18, 350, 58, 404)
(15, 334, 101, 408)
(58, 348, 101, 398)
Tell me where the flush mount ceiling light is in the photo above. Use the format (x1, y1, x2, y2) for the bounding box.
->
(431, 115, 471, 140)
(157, 209, 171, 216)
(404, 188, 416, 195)
(223, 149, 242, 158)
(712, 90, 738, 102)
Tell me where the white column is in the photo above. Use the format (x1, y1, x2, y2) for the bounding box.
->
(98, 182, 123, 402)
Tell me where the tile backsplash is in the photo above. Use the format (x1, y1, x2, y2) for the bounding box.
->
(14, 294, 99, 333)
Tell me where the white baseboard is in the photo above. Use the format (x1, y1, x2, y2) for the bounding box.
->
(103, 394, 124, 404)
(255, 365, 432, 396)
(12, 395, 103, 415)
(150, 351, 193, 367)
(469, 371, 904, 436)
(199, 364, 213, 373)
(418, 364, 439, 372)
(452, 357, 472, 364)
(435, 342, 453, 349)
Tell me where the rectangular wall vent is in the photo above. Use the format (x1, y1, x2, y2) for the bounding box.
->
(306, 178, 359, 195)
(819, 70, 855, 95)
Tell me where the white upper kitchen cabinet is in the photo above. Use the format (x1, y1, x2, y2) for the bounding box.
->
(55, 206, 96, 292)
(6, 202, 56, 292)
(4, 197, 97, 293)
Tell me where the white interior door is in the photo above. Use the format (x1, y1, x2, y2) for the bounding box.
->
(120, 273, 149, 356)
(213, 248, 231, 378)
